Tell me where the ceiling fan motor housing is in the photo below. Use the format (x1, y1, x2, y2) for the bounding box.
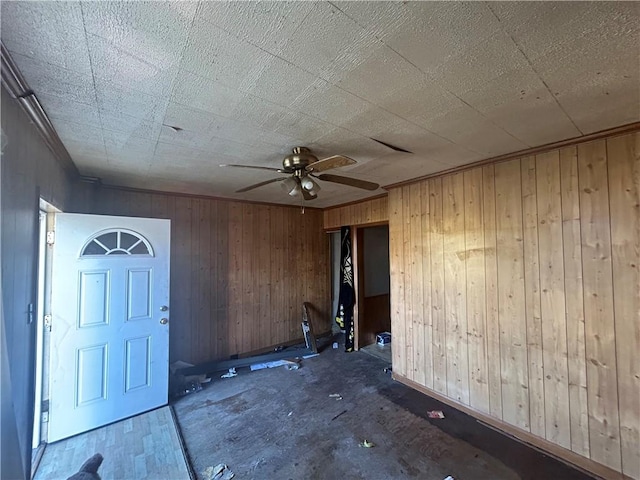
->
(283, 146, 318, 171)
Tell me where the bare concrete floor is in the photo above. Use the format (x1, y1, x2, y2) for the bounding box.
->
(360, 342, 392, 364)
(173, 339, 593, 480)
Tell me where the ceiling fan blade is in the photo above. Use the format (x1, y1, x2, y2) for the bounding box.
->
(220, 164, 283, 173)
(236, 177, 288, 193)
(316, 173, 379, 191)
(306, 155, 356, 173)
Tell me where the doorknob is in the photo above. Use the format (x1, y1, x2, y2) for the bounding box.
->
(160, 305, 169, 311)
(160, 318, 169, 325)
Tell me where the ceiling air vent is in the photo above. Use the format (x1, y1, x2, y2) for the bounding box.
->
(370, 138, 412, 154)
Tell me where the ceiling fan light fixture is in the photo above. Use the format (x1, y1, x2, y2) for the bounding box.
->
(281, 177, 300, 196)
(301, 176, 319, 192)
(289, 183, 301, 196)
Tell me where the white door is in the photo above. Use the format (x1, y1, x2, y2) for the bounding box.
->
(48, 213, 170, 442)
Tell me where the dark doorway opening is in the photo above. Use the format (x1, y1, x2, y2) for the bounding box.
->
(355, 224, 390, 362)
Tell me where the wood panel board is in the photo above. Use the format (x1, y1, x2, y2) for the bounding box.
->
(402, 186, 414, 380)
(388, 188, 406, 377)
(442, 173, 469, 404)
(429, 177, 447, 394)
(536, 150, 571, 449)
(174, 197, 193, 363)
(464, 168, 489, 414)
(197, 199, 212, 363)
(578, 139, 622, 471)
(420, 180, 434, 390)
(520, 156, 545, 437)
(482, 165, 503, 420)
(494, 159, 530, 431)
(227, 202, 243, 357)
(409, 183, 425, 385)
(559, 146, 590, 458)
(607, 133, 640, 479)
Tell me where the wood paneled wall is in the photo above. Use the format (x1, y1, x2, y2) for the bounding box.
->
(1, 87, 75, 478)
(83, 190, 331, 365)
(323, 195, 388, 229)
(388, 132, 639, 479)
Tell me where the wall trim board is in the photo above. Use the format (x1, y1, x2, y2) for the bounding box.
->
(394, 374, 630, 480)
(326, 193, 389, 210)
(0, 43, 78, 177)
(323, 196, 389, 229)
(92, 183, 323, 211)
(324, 220, 389, 233)
(383, 122, 640, 190)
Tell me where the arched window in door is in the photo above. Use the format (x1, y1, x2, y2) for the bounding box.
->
(80, 229, 154, 257)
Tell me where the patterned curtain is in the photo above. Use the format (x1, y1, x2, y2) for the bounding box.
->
(335, 226, 355, 351)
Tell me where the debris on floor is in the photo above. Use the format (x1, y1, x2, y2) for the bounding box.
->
(202, 464, 235, 480)
(301, 303, 319, 354)
(221, 368, 237, 379)
(329, 393, 343, 400)
(331, 410, 347, 421)
(332, 342, 339, 349)
(177, 345, 315, 377)
(169, 361, 208, 398)
(359, 439, 375, 448)
(250, 359, 300, 371)
(428, 410, 445, 419)
(443, 476, 455, 480)
(376, 331, 391, 345)
(383, 366, 392, 374)
(284, 362, 300, 370)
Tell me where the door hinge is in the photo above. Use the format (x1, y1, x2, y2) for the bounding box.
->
(41, 399, 49, 423)
(44, 314, 52, 332)
(46, 231, 55, 245)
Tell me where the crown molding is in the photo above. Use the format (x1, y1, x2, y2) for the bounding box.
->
(92, 182, 324, 211)
(383, 121, 640, 190)
(1, 42, 78, 176)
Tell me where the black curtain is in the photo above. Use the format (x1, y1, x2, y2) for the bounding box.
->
(335, 226, 355, 351)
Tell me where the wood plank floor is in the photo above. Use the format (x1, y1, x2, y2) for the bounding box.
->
(34, 406, 191, 480)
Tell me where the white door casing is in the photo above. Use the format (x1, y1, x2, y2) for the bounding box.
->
(48, 213, 170, 442)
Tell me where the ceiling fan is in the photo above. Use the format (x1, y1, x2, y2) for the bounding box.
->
(220, 147, 379, 200)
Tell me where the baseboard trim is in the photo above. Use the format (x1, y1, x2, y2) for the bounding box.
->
(393, 374, 630, 480)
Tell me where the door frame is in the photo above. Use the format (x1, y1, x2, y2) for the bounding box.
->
(32, 200, 60, 450)
(347, 221, 390, 351)
(32, 209, 46, 450)
(328, 226, 363, 350)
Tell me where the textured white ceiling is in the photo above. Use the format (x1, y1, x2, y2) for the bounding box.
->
(2, 1, 639, 207)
